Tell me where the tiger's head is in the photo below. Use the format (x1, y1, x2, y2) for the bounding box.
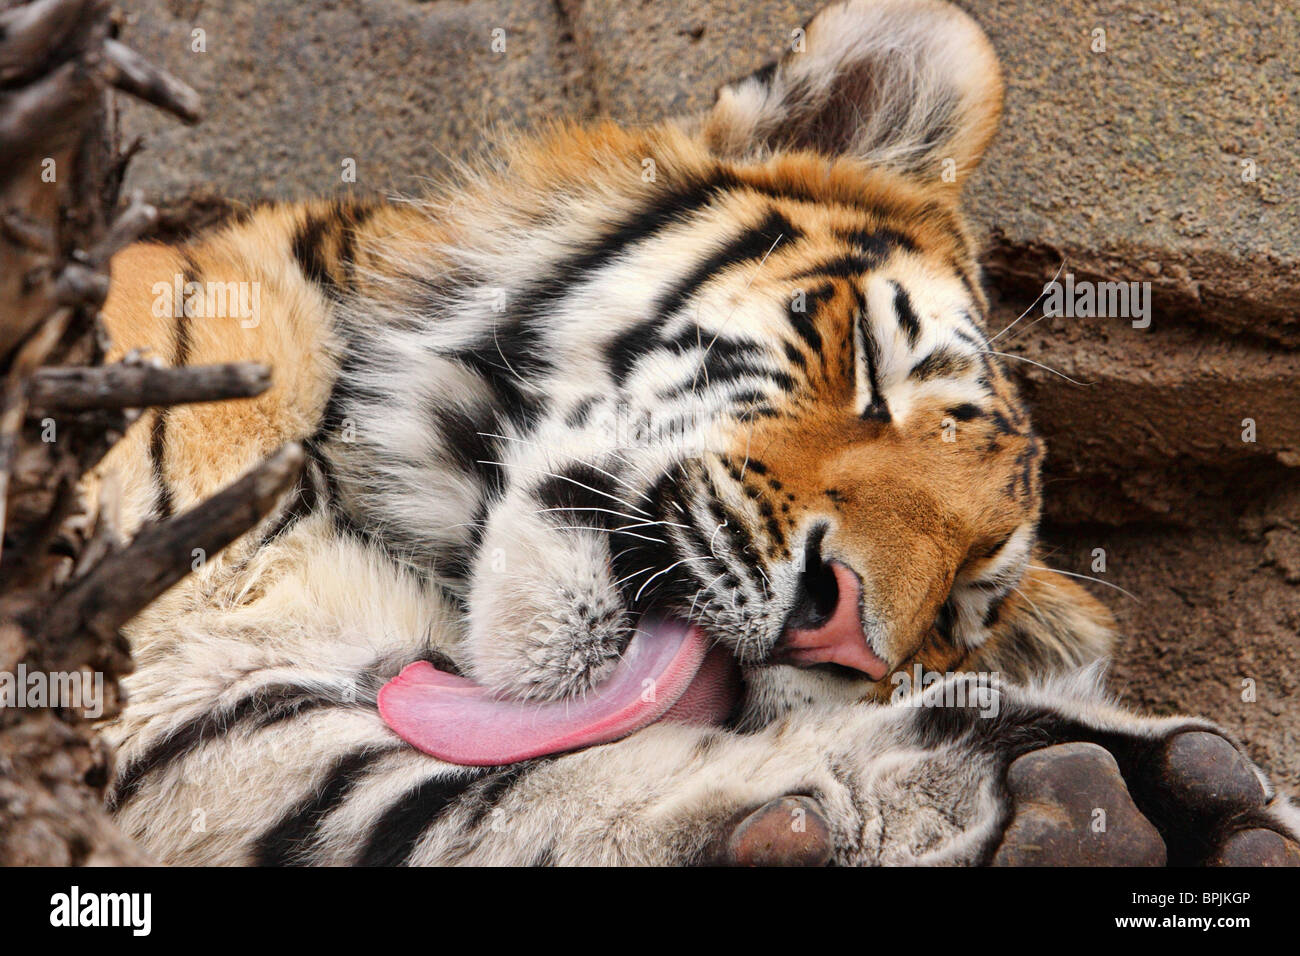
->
(564, 0, 1117, 721)
(372, 1, 1116, 753)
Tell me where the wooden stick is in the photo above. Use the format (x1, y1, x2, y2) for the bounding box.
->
(40, 443, 305, 671)
(102, 39, 201, 125)
(88, 193, 158, 267)
(53, 261, 110, 309)
(0, 309, 72, 561)
(27, 361, 272, 411)
(0, 211, 57, 254)
(0, 56, 99, 164)
(0, 0, 102, 85)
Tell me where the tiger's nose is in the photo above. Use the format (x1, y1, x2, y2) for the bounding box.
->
(773, 550, 889, 681)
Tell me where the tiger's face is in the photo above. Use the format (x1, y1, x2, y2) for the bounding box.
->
(606, 161, 1047, 712)
(579, 0, 1110, 719)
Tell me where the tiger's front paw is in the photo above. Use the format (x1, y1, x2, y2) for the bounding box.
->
(465, 533, 631, 701)
(992, 733, 1300, 867)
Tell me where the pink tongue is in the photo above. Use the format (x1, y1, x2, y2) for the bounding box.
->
(378, 618, 735, 766)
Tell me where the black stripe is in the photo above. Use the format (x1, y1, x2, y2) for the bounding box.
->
(982, 590, 1010, 628)
(335, 199, 375, 293)
(785, 283, 834, 355)
(655, 336, 793, 402)
(357, 770, 489, 866)
(909, 346, 973, 382)
(174, 254, 199, 366)
(604, 209, 800, 388)
(655, 209, 799, 322)
(426, 401, 506, 497)
(787, 254, 878, 281)
(890, 281, 921, 347)
(148, 255, 200, 518)
(291, 198, 376, 301)
(727, 169, 920, 221)
(148, 410, 174, 519)
(839, 227, 917, 259)
(533, 463, 617, 531)
(946, 403, 983, 422)
(463, 764, 533, 829)
(855, 299, 890, 423)
(292, 210, 341, 301)
(255, 746, 396, 866)
(445, 337, 546, 431)
(606, 318, 663, 389)
(508, 170, 748, 394)
(109, 683, 349, 811)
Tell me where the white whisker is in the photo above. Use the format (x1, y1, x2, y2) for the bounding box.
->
(980, 349, 1094, 387)
(1028, 565, 1141, 602)
(478, 431, 654, 504)
(476, 460, 652, 516)
(533, 506, 688, 529)
(989, 258, 1066, 343)
(689, 569, 732, 620)
(548, 526, 665, 544)
(635, 555, 708, 603)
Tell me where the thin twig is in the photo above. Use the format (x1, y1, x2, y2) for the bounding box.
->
(27, 361, 272, 411)
(40, 443, 305, 671)
(102, 38, 201, 125)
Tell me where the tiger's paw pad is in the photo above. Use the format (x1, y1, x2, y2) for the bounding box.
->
(1206, 828, 1300, 867)
(1138, 731, 1299, 867)
(992, 743, 1166, 866)
(707, 795, 833, 867)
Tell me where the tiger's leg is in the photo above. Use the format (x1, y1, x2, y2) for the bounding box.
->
(463, 466, 634, 702)
(460, 406, 680, 701)
(109, 661, 1023, 866)
(108, 590, 1299, 868)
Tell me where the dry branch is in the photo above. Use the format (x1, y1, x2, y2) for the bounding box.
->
(40, 443, 304, 672)
(102, 38, 201, 125)
(0, 0, 99, 85)
(88, 193, 157, 265)
(1, 0, 216, 866)
(27, 361, 272, 411)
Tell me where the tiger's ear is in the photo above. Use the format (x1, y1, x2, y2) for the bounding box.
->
(968, 564, 1116, 682)
(699, 0, 1003, 188)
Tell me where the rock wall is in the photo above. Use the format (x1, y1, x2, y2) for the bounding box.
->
(115, 0, 1300, 786)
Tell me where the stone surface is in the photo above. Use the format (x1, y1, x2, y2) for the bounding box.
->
(562, 0, 820, 122)
(116, 0, 594, 204)
(1049, 523, 1300, 791)
(967, 0, 1300, 342)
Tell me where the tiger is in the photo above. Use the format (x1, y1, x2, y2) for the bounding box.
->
(91, 0, 1299, 865)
